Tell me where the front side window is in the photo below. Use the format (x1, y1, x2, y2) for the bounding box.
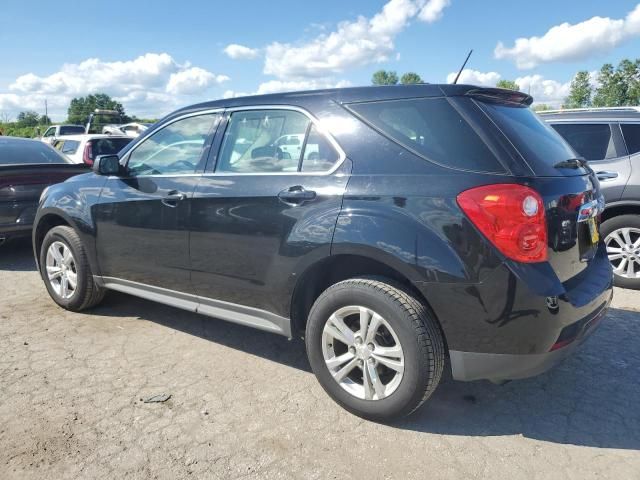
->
(621, 123, 640, 155)
(551, 123, 616, 161)
(126, 113, 217, 176)
(44, 127, 55, 137)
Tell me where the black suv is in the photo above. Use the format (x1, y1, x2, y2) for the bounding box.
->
(540, 107, 640, 289)
(34, 85, 613, 420)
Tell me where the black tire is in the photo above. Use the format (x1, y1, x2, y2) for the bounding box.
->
(39, 225, 105, 311)
(305, 277, 445, 421)
(601, 214, 640, 290)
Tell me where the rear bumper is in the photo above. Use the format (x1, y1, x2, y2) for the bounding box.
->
(450, 291, 611, 382)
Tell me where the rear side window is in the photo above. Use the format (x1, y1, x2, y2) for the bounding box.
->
(551, 124, 616, 161)
(479, 103, 577, 172)
(347, 97, 505, 173)
(92, 138, 132, 156)
(621, 124, 640, 155)
(60, 140, 80, 154)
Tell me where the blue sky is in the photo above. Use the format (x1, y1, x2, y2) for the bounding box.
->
(1, 0, 639, 120)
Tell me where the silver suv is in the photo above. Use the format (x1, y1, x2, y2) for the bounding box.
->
(541, 107, 640, 289)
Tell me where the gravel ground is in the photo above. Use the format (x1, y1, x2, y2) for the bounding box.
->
(1, 240, 639, 480)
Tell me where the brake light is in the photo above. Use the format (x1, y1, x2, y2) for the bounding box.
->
(457, 184, 548, 263)
(82, 141, 93, 165)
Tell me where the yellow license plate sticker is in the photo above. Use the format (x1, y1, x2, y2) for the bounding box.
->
(588, 217, 599, 244)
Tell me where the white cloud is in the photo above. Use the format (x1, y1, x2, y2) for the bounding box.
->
(418, 0, 450, 22)
(514, 75, 571, 105)
(495, 4, 640, 69)
(263, 0, 450, 79)
(166, 67, 229, 95)
(223, 44, 260, 60)
(446, 68, 501, 86)
(223, 79, 352, 99)
(0, 53, 230, 119)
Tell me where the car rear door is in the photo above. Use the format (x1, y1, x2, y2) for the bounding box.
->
(189, 106, 350, 321)
(619, 123, 640, 200)
(550, 122, 631, 203)
(93, 111, 221, 293)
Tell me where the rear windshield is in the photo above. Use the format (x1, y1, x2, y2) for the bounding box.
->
(0, 139, 71, 165)
(347, 97, 506, 173)
(59, 125, 86, 135)
(91, 137, 132, 156)
(478, 103, 579, 173)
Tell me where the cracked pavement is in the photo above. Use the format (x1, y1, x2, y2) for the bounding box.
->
(1, 240, 639, 479)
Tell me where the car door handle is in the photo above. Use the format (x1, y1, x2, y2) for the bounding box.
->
(596, 171, 618, 181)
(278, 186, 316, 204)
(161, 191, 187, 207)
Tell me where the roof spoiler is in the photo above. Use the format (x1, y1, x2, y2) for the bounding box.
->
(464, 87, 533, 106)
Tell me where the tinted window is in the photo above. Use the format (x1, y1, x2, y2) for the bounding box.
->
(551, 123, 616, 161)
(348, 97, 504, 173)
(59, 126, 86, 135)
(0, 139, 70, 165)
(127, 113, 217, 176)
(217, 110, 310, 173)
(61, 140, 80, 154)
(480, 103, 577, 171)
(92, 138, 132, 156)
(44, 127, 56, 137)
(621, 124, 640, 155)
(301, 125, 340, 172)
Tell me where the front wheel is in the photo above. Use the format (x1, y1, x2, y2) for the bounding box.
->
(39, 225, 105, 311)
(602, 215, 640, 290)
(305, 278, 444, 421)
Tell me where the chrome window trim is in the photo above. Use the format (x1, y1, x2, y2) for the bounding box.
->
(119, 108, 224, 175)
(213, 105, 347, 176)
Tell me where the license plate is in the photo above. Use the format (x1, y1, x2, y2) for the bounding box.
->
(587, 217, 599, 244)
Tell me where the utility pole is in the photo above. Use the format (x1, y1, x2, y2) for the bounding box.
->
(44, 99, 48, 124)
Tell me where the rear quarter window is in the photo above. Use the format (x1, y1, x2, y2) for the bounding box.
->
(621, 123, 640, 155)
(347, 97, 506, 173)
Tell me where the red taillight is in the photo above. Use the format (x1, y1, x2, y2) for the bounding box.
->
(83, 141, 93, 165)
(457, 184, 548, 263)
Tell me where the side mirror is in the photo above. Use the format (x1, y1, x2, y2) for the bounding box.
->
(92, 155, 121, 176)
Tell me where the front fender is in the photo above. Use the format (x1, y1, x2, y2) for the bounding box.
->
(33, 174, 107, 273)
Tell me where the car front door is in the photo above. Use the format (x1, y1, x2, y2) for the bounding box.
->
(551, 122, 631, 203)
(93, 111, 221, 292)
(189, 107, 350, 322)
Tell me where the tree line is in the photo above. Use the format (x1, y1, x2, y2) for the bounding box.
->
(1, 93, 154, 138)
(371, 58, 640, 111)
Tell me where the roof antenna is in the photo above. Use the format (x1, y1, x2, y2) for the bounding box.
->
(452, 49, 473, 84)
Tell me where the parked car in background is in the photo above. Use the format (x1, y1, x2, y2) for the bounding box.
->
(102, 122, 151, 138)
(0, 137, 87, 245)
(34, 85, 612, 420)
(541, 107, 640, 289)
(52, 135, 133, 165)
(40, 125, 86, 145)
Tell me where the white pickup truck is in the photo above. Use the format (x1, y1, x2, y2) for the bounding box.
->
(40, 125, 86, 145)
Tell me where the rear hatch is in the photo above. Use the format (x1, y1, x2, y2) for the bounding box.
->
(472, 92, 608, 296)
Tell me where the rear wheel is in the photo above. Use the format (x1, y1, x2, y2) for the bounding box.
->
(305, 277, 444, 421)
(602, 215, 640, 290)
(39, 226, 105, 311)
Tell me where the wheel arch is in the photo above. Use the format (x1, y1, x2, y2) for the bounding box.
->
(602, 202, 640, 222)
(289, 253, 449, 352)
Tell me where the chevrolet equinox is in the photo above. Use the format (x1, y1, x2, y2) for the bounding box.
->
(34, 85, 613, 420)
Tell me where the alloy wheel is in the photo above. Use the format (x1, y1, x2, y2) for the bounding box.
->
(605, 227, 640, 279)
(321, 305, 405, 401)
(45, 241, 78, 299)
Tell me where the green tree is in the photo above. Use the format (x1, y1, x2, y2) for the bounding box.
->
(617, 58, 640, 105)
(39, 114, 51, 125)
(593, 64, 627, 107)
(67, 93, 128, 125)
(496, 79, 520, 91)
(564, 71, 592, 108)
(17, 111, 40, 127)
(400, 72, 423, 84)
(372, 70, 399, 85)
